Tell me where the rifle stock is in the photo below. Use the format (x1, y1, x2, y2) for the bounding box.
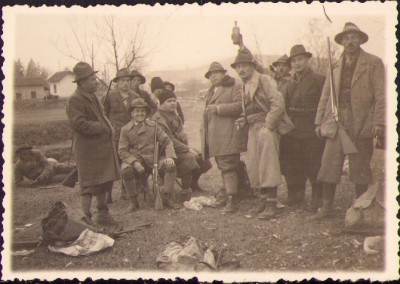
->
(153, 117, 164, 210)
(327, 37, 358, 155)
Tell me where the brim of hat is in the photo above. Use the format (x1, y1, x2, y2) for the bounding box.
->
(128, 105, 151, 113)
(334, 30, 369, 45)
(272, 61, 290, 67)
(230, 61, 255, 69)
(73, 70, 99, 83)
(204, 69, 227, 79)
(132, 74, 146, 84)
(287, 52, 313, 62)
(16, 146, 32, 153)
(112, 74, 134, 83)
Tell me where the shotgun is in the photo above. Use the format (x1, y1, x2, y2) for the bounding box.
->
(153, 115, 164, 210)
(327, 37, 358, 154)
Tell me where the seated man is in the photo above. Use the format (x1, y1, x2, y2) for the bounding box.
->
(14, 144, 75, 187)
(153, 89, 212, 201)
(118, 98, 181, 212)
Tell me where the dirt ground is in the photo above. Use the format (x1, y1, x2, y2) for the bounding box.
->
(10, 101, 385, 273)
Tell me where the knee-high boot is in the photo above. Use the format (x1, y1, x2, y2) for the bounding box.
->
(124, 179, 139, 212)
(258, 187, 278, 220)
(221, 171, 238, 214)
(310, 183, 336, 221)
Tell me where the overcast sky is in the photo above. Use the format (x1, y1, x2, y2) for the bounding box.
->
(4, 2, 396, 77)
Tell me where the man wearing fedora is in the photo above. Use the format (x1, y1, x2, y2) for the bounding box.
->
(232, 49, 294, 220)
(14, 144, 75, 187)
(66, 62, 120, 226)
(130, 70, 158, 115)
(119, 98, 181, 210)
(152, 89, 212, 201)
(103, 68, 139, 202)
(201, 61, 243, 214)
(313, 22, 385, 220)
(271, 54, 292, 91)
(280, 45, 326, 212)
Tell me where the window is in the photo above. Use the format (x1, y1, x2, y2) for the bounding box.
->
(31, 91, 36, 99)
(53, 84, 57, 94)
(16, 93, 22, 100)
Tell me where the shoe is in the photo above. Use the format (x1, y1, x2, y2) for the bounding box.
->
(307, 199, 322, 213)
(247, 197, 266, 216)
(180, 188, 192, 202)
(257, 201, 277, 220)
(127, 196, 140, 213)
(310, 201, 333, 221)
(94, 214, 118, 226)
(222, 196, 236, 214)
(164, 193, 182, 209)
(213, 188, 227, 207)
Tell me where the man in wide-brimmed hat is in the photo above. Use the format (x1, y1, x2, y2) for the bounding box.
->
(14, 143, 75, 187)
(231, 49, 294, 220)
(271, 54, 292, 90)
(67, 62, 120, 226)
(152, 89, 212, 202)
(279, 44, 326, 212)
(130, 70, 158, 115)
(118, 98, 181, 211)
(102, 68, 140, 202)
(313, 22, 385, 220)
(201, 61, 243, 214)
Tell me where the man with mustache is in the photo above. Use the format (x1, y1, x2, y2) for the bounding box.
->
(313, 23, 385, 220)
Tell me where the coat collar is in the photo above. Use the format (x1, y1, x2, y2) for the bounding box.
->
(126, 119, 147, 134)
(245, 70, 261, 101)
(350, 48, 368, 87)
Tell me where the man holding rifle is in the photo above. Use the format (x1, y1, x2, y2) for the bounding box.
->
(118, 98, 181, 211)
(313, 23, 385, 220)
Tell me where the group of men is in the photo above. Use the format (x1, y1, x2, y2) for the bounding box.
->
(16, 22, 383, 226)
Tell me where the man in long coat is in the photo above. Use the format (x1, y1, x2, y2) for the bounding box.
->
(201, 62, 243, 214)
(66, 62, 120, 226)
(232, 50, 294, 220)
(281, 45, 326, 211)
(313, 23, 385, 220)
(103, 68, 139, 202)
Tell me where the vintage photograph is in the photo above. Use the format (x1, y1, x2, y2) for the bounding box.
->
(1, 2, 398, 281)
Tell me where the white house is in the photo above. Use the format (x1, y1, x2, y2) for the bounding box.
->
(14, 77, 50, 100)
(48, 70, 75, 97)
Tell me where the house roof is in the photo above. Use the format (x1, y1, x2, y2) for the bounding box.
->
(14, 77, 48, 87)
(48, 70, 74, 83)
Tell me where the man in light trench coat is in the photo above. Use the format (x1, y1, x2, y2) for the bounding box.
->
(313, 23, 385, 220)
(66, 62, 120, 226)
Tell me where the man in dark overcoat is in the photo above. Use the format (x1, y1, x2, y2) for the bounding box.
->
(66, 62, 120, 226)
(281, 45, 326, 212)
(313, 23, 385, 220)
(201, 62, 243, 214)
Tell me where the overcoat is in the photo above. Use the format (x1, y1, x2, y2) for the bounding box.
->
(287, 68, 325, 138)
(102, 89, 139, 140)
(66, 87, 120, 187)
(315, 49, 385, 140)
(200, 75, 243, 160)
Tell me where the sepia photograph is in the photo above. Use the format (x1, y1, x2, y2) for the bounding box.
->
(1, 2, 398, 281)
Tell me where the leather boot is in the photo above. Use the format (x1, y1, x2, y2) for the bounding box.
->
(285, 183, 298, 207)
(221, 195, 236, 214)
(190, 173, 205, 192)
(307, 182, 323, 212)
(310, 183, 335, 221)
(127, 196, 140, 212)
(247, 195, 267, 216)
(355, 184, 368, 198)
(214, 187, 227, 207)
(94, 191, 118, 225)
(124, 179, 139, 212)
(164, 192, 182, 209)
(180, 188, 192, 202)
(257, 199, 277, 220)
(106, 188, 113, 204)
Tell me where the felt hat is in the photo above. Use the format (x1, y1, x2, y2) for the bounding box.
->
(130, 70, 146, 84)
(15, 143, 32, 154)
(164, 81, 175, 91)
(287, 45, 312, 62)
(151, 77, 164, 93)
(335, 22, 369, 45)
(72, 62, 98, 83)
(157, 89, 177, 105)
(230, 50, 255, 69)
(272, 54, 290, 67)
(113, 68, 132, 83)
(128, 98, 151, 113)
(204, 62, 227, 79)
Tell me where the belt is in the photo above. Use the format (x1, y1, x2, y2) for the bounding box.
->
(288, 107, 317, 113)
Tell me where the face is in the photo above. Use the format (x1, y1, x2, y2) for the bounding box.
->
(208, 71, 225, 86)
(131, 77, 142, 90)
(165, 84, 174, 91)
(275, 62, 290, 77)
(80, 74, 98, 93)
(341, 32, 361, 55)
(235, 63, 254, 81)
(290, 55, 309, 73)
(117, 77, 131, 92)
(161, 97, 177, 113)
(131, 107, 147, 123)
(153, 88, 163, 96)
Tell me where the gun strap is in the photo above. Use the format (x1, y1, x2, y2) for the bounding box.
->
(241, 85, 248, 124)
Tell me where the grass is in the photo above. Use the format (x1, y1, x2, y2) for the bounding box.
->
(10, 100, 385, 273)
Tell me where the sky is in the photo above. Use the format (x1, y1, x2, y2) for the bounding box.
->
(4, 2, 396, 78)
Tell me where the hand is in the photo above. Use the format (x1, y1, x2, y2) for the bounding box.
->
(206, 105, 218, 115)
(235, 117, 246, 129)
(133, 161, 145, 173)
(315, 125, 322, 138)
(372, 125, 384, 138)
(164, 158, 175, 170)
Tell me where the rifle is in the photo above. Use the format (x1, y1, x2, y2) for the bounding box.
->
(153, 115, 164, 210)
(327, 37, 358, 154)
